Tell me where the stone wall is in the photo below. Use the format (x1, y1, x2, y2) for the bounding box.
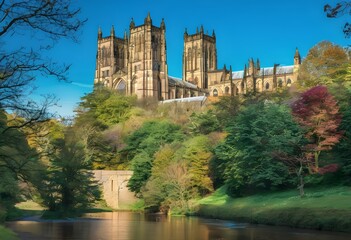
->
(92, 170, 137, 209)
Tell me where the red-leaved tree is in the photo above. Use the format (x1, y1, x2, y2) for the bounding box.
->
(291, 86, 342, 174)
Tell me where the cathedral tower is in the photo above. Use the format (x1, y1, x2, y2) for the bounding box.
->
(183, 26, 217, 89)
(94, 13, 169, 100)
(128, 13, 168, 100)
(94, 25, 128, 90)
(294, 47, 301, 73)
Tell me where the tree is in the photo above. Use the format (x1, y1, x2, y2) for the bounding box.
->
(188, 110, 221, 135)
(218, 102, 302, 196)
(0, 110, 44, 218)
(40, 129, 100, 216)
(126, 120, 184, 195)
(298, 41, 350, 87)
(0, 0, 85, 128)
(291, 86, 342, 173)
(324, 2, 351, 37)
(212, 95, 241, 127)
(182, 136, 214, 196)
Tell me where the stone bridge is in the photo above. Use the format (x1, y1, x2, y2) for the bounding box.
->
(92, 170, 137, 209)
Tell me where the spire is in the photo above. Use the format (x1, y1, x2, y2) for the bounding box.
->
(184, 28, 188, 38)
(200, 25, 204, 34)
(243, 64, 247, 78)
(124, 30, 127, 40)
(160, 18, 165, 30)
(256, 58, 260, 70)
(294, 47, 301, 65)
(130, 18, 135, 29)
(212, 29, 216, 38)
(144, 12, 152, 25)
(98, 26, 102, 40)
(110, 25, 115, 37)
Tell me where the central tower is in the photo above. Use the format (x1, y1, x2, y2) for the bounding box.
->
(183, 26, 217, 89)
(128, 13, 168, 100)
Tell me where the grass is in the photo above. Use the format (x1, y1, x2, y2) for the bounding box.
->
(0, 225, 18, 240)
(196, 185, 351, 232)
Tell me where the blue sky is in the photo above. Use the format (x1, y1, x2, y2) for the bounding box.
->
(20, 0, 350, 116)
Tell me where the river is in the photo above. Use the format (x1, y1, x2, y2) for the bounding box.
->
(5, 212, 351, 240)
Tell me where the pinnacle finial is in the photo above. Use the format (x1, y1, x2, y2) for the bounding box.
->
(124, 30, 127, 40)
(130, 18, 135, 29)
(160, 18, 165, 30)
(98, 26, 102, 39)
(145, 12, 152, 25)
(110, 25, 115, 36)
(200, 25, 204, 33)
(212, 30, 216, 38)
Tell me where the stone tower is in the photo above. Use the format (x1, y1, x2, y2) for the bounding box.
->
(94, 13, 169, 100)
(294, 47, 301, 73)
(95, 25, 128, 90)
(183, 26, 217, 89)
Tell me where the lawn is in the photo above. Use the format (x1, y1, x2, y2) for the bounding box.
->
(197, 186, 351, 232)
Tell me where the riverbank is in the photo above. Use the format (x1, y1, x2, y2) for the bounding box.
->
(196, 186, 351, 232)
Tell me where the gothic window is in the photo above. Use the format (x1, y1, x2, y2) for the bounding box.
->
(278, 78, 283, 88)
(188, 48, 192, 70)
(225, 86, 230, 95)
(265, 82, 270, 90)
(287, 78, 292, 86)
(116, 79, 126, 95)
(213, 89, 218, 97)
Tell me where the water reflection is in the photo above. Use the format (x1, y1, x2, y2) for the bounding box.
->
(5, 212, 351, 240)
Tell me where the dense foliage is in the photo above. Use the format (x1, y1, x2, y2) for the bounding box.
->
(215, 102, 303, 196)
(2, 39, 351, 218)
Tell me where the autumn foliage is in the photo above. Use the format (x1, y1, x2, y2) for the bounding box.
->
(292, 86, 342, 173)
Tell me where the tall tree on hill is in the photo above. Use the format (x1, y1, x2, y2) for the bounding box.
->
(291, 86, 342, 174)
(217, 102, 302, 196)
(125, 120, 184, 195)
(298, 41, 350, 87)
(39, 128, 101, 215)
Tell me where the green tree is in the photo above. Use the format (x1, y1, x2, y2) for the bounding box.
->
(218, 102, 302, 196)
(40, 129, 100, 216)
(126, 120, 184, 195)
(212, 95, 242, 127)
(188, 110, 221, 135)
(0, 111, 44, 219)
(183, 136, 214, 196)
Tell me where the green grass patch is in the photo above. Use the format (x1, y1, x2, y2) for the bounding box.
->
(197, 186, 351, 232)
(0, 225, 18, 240)
(129, 199, 145, 212)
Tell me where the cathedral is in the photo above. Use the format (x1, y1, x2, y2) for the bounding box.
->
(94, 13, 301, 100)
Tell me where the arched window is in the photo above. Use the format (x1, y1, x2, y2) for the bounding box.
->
(287, 78, 292, 86)
(116, 79, 126, 95)
(225, 86, 230, 95)
(278, 78, 283, 88)
(265, 82, 270, 90)
(213, 89, 218, 97)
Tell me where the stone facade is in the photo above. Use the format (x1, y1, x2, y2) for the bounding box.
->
(208, 49, 301, 97)
(92, 170, 137, 209)
(95, 14, 301, 100)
